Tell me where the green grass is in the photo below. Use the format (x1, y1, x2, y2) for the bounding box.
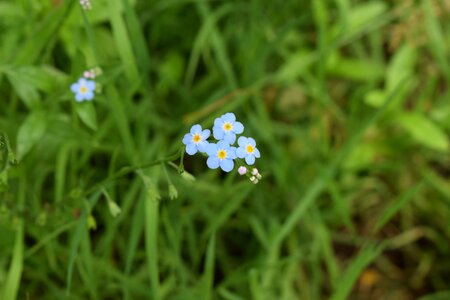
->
(2, 0, 450, 299)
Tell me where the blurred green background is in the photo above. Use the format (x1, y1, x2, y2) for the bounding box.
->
(1, 0, 450, 299)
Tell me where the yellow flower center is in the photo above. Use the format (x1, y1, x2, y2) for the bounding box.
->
(246, 145, 254, 154)
(223, 122, 232, 132)
(192, 133, 201, 143)
(217, 149, 227, 159)
(79, 86, 88, 94)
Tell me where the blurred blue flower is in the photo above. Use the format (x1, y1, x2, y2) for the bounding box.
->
(236, 136, 260, 165)
(206, 141, 236, 172)
(182, 124, 210, 155)
(213, 112, 244, 144)
(70, 78, 96, 102)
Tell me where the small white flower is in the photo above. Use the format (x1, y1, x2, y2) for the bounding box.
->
(83, 71, 94, 79)
(80, 0, 92, 10)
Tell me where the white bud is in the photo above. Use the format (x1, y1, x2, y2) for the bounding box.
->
(238, 166, 247, 175)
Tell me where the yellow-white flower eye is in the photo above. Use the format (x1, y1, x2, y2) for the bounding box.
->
(192, 133, 202, 144)
(217, 149, 227, 159)
(79, 85, 88, 94)
(222, 122, 233, 132)
(245, 145, 254, 154)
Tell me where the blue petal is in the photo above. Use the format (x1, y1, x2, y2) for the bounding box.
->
(222, 113, 236, 122)
(85, 91, 94, 100)
(186, 144, 198, 155)
(201, 129, 210, 139)
(198, 141, 209, 152)
(247, 137, 256, 146)
(253, 148, 261, 158)
(206, 143, 217, 156)
(245, 155, 255, 165)
(220, 159, 234, 172)
(190, 124, 201, 134)
(227, 147, 237, 159)
(233, 122, 244, 134)
(79, 78, 87, 85)
(214, 118, 223, 127)
(217, 140, 230, 149)
(207, 157, 220, 169)
(86, 80, 96, 90)
(213, 126, 224, 140)
(71, 83, 79, 93)
(182, 133, 192, 145)
(223, 132, 236, 144)
(236, 147, 246, 158)
(237, 136, 247, 147)
(75, 93, 84, 102)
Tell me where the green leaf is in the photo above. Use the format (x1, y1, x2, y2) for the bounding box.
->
(422, 0, 450, 81)
(386, 44, 417, 92)
(364, 89, 386, 107)
(17, 111, 47, 160)
(343, 142, 378, 170)
(396, 112, 449, 152)
(365, 79, 415, 109)
(327, 54, 384, 82)
(200, 234, 216, 300)
(277, 50, 315, 82)
(333, 1, 387, 40)
(1, 220, 23, 300)
(75, 102, 98, 131)
(9, 66, 57, 93)
(6, 70, 40, 109)
(348, 2, 387, 31)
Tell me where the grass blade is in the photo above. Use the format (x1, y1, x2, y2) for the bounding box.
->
(330, 243, 384, 300)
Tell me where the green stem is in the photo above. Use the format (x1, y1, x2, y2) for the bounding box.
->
(81, 7, 102, 65)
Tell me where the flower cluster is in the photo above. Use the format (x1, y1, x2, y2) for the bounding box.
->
(238, 167, 262, 184)
(80, 0, 92, 10)
(182, 112, 261, 182)
(70, 68, 101, 102)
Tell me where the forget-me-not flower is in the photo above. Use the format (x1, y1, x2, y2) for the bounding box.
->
(213, 112, 244, 144)
(236, 136, 260, 165)
(182, 124, 210, 155)
(71, 78, 96, 102)
(206, 141, 236, 172)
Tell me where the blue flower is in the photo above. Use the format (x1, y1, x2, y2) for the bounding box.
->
(212, 112, 244, 144)
(182, 124, 210, 155)
(70, 78, 96, 102)
(236, 136, 260, 165)
(206, 141, 237, 172)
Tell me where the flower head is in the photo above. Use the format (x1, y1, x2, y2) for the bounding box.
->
(206, 141, 236, 172)
(213, 112, 244, 144)
(70, 78, 96, 102)
(236, 136, 261, 165)
(182, 124, 210, 155)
